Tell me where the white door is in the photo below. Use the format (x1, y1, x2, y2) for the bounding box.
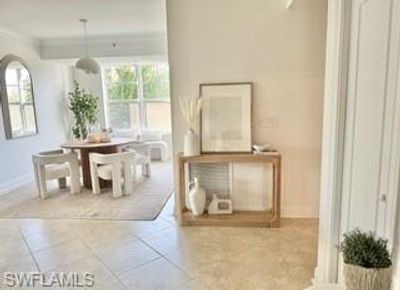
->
(339, 0, 400, 281)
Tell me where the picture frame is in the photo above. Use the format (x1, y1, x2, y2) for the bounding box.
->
(200, 82, 253, 153)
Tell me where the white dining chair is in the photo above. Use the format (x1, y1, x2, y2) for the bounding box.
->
(138, 130, 169, 161)
(123, 142, 152, 179)
(32, 149, 81, 198)
(89, 151, 135, 198)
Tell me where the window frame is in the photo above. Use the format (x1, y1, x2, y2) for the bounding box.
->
(0, 54, 38, 139)
(102, 64, 171, 133)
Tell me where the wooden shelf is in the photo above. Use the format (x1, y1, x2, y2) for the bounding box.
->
(178, 152, 281, 164)
(175, 153, 282, 228)
(182, 210, 279, 227)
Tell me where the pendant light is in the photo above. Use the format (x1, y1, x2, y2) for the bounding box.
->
(75, 18, 100, 74)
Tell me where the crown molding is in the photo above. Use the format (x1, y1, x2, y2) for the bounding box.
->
(0, 27, 40, 46)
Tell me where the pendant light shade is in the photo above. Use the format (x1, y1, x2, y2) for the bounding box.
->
(76, 57, 100, 74)
(75, 19, 100, 74)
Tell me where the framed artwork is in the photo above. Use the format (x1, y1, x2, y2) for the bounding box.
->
(200, 82, 253, 153)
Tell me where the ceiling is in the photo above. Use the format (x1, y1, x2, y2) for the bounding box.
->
(0, 0, 166, 40)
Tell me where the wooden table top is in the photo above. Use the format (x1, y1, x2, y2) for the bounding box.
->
(61, 137, 138, 149)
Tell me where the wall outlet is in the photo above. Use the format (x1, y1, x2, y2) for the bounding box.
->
(260, 116, 279, 128)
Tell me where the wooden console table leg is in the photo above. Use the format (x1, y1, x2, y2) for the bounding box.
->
(175, 155, 185, 225)
(271, 158, 281, 227)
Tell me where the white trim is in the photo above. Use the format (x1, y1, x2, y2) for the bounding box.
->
(387, 1, 400, 288)
(382, 0, 400, 248)
(305, 283, 344, 290)
(0, 174, 33, 195)
(0, 28, 38, 45)
(313, 0, 350, 284)
(315, 0, 400, 286)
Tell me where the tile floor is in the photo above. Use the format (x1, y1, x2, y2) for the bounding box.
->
(0, 196, 318, 290)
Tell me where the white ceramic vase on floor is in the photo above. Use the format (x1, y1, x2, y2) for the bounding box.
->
(183, 129, 199, 156)
(188, 177, 206, 216)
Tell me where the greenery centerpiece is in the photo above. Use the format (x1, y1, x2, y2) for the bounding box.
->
(68, 81, 99, 140)
(341, 229, 392, 290)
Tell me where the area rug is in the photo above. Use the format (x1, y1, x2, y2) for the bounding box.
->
(0, 162, 173, 220)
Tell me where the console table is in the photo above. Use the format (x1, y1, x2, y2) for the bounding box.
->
(175, 153, 281, 227)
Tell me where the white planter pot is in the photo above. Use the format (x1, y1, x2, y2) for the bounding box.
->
(343, 264, 392, 290)
(183, 129, 200, 156)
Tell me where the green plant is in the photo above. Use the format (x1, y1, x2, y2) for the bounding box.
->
(341, 229, 392, 269)
(68, 81, 99, 139)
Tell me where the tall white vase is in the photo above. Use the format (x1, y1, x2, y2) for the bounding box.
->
(183, 129, 199, 156)
(188, 177, 206, 216)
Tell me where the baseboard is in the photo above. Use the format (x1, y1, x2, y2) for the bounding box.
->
(282, 206, 319, 218)
(304, 283, 344, 290)
(0, 174, 33, 195)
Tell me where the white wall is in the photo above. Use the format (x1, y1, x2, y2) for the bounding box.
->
(0, 30, 70, 192)
(167, 0, 328, 217)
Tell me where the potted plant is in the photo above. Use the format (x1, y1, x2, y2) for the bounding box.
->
(68, 81, 99, 140)
(341, 229, 392, 290)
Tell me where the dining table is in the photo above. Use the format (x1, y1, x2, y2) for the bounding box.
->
(61, 137, 138, 189)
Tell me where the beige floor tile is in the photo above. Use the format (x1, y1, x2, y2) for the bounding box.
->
(24, 226, 77, 252)
(165, 244, 232, 278)
(159, 213, 179, 226)
(139, 226, 188, 255)
(119, 257, 190, 290)
(18, 219, 71, 238)
(172, 278, 211, 290)
(83, 230, 138, 253)
(0, 197, 318, 290)
(127, 218, 172, 238)
(32, 240, 93, 272)
(96, 239, 160, 276)
(0, 219, 21, 243)
(159, 197, 175, 216)
(53, 257, 127, 290)
(0, 254, 37, 272)
(0, 239, 31, 265)
(0, 254, 39, 290)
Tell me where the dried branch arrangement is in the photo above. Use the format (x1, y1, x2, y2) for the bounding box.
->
(179, 96, 203, 131)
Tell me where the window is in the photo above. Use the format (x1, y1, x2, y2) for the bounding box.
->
(5, 62, 37, 137)
(103, 64, 171, 133)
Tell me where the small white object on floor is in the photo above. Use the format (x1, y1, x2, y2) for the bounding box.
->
(208, 194, 233, 214)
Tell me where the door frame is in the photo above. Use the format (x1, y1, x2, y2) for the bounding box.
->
(314, 0, 400, 287)
(312, 0, 351, 285)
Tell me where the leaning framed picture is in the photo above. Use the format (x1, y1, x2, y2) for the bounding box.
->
(200, 82, 253, 153)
